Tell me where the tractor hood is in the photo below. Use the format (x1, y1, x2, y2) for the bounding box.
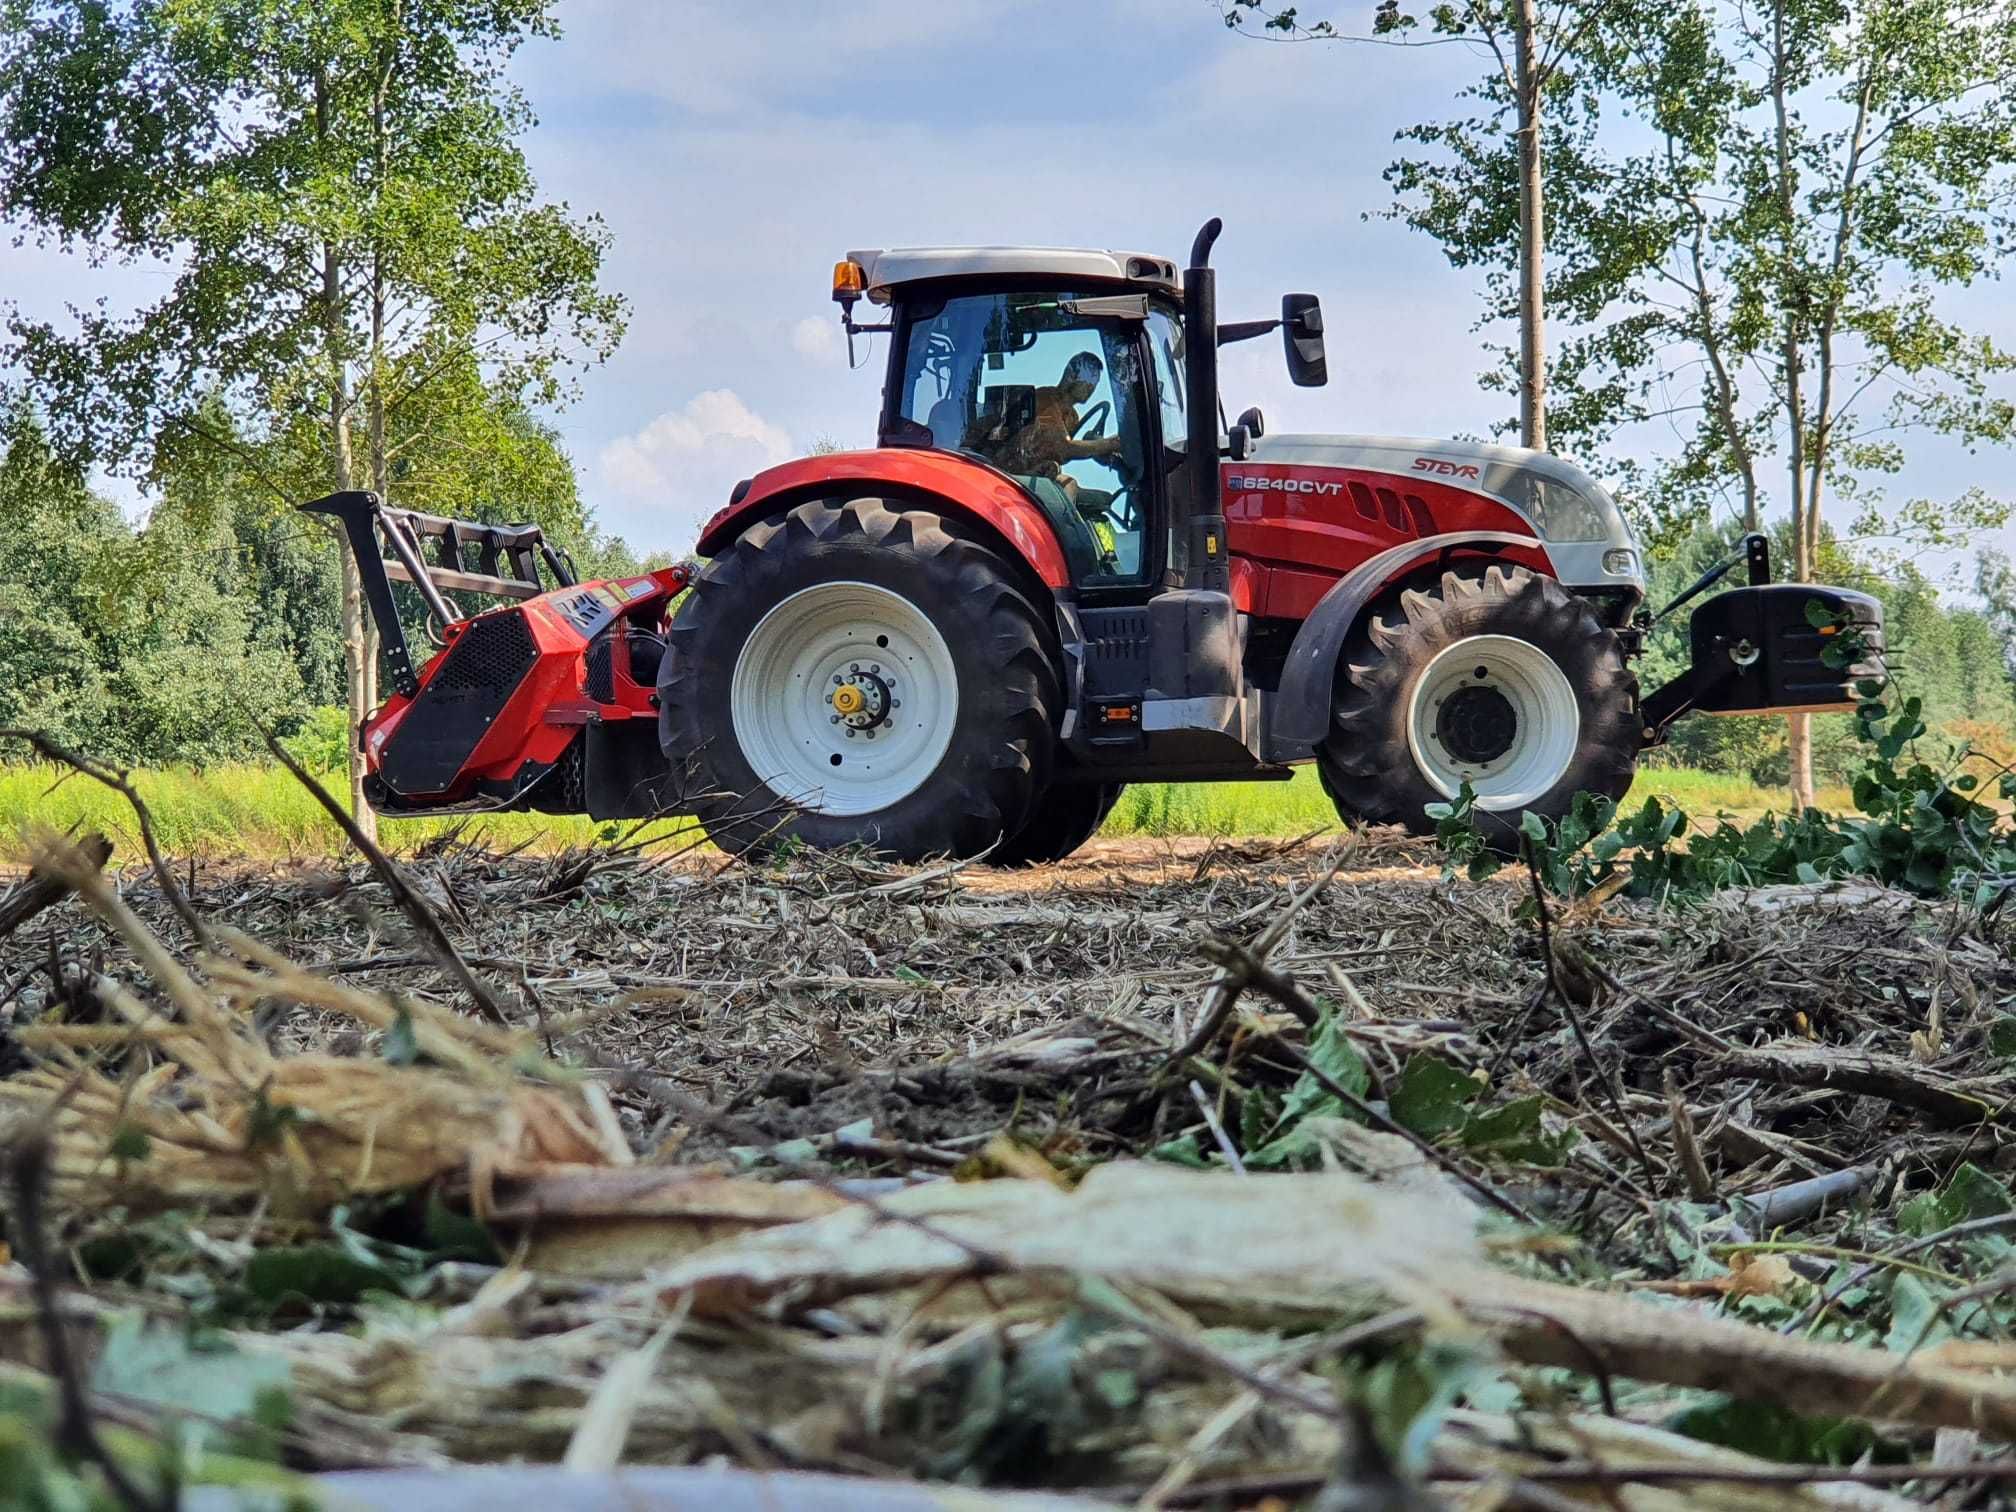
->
(1246, 432, 1645, 591)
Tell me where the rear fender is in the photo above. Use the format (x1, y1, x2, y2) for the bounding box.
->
(696, 450, 1071, 592)
(1261, 533, 1554, 762)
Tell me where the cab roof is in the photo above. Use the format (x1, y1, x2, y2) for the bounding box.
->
(845, 245, 1180, 301)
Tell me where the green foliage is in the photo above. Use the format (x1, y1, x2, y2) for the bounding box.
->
(0, 409, 317, 763)
(0, 0, 626, 479)
(278, 705, 350, 773)
(1161, 1009, 1574, 1173)
(1896, 1164, 2014, 1238)
(1666, 1393, 1879, 1466)
(92, 1314, 293, 1446)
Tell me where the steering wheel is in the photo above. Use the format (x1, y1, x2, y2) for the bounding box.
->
(1072, 400, 1111, 440)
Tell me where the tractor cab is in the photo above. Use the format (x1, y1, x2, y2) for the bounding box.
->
(834, 234, 1325, 610)
(878, 284, 1179, 588)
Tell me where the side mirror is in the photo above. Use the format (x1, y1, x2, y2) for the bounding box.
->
(1227, 423, 1252, 461)
(1236, 405, 1266, 439)
(1282, 293, 1327, 388)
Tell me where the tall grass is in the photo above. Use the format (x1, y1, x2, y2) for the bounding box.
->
(0, 758, 1839, 858)
(0, 763, 610, 859)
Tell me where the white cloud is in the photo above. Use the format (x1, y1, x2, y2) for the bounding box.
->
(597, 389, 796, 550)
(790, 315, 845, 366)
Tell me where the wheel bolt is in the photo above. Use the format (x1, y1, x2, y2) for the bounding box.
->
(832, 674, 843, 685)
(830, 714, 839, 724)
(871, 663, 880, 674)
(892, 700, 901, 710)
(846, 729, 856, 738)
(850, 663, 860, 673)
(865, 730, 875, 739)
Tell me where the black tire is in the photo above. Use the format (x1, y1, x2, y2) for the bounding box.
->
(659, 497, 1060, 862)
(1316, 564, 1638, 843)
(991, 780, 1124, 867)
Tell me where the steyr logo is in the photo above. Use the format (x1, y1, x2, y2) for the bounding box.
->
(1413, 457, 1482, 480)
(1226, 474, 1344, 496)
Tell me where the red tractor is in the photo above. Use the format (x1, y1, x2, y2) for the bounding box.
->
(307, 219, 1882, 863)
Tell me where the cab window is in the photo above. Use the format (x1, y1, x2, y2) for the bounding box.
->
(893, 291, 1151, 586)
(1147, 306, 1186, 449)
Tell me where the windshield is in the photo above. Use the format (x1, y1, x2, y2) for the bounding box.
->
(892, 290, 1151, 584)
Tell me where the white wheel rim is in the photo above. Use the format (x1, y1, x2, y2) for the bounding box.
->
(1405, 634, 1580, 809)
(730, 581, 959, 817)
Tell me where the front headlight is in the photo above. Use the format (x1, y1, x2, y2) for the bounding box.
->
(1603, 548, 1640, 578)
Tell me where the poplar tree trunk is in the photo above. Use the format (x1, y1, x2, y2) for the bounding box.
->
(1515, 0, 1547, 453)
(1769, 0, 1814, 812)
(314, 64, 378, 841)
(331, 382, 377, 842)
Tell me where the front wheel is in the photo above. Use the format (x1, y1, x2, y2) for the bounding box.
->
(659, 497, 1059, 862)
(1316, 564, 1638, 843)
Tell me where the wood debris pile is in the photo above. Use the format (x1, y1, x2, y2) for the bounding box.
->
(3, 822, 2016, 1509)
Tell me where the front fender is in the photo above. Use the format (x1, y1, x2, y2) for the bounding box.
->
(695, 449, 1072, 591)
(1260, 532, 1554, 762)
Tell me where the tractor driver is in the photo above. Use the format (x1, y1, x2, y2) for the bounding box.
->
(991, 351, 1125, 504)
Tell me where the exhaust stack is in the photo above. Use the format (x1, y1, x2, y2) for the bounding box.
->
(1182, 218, 1226, 594)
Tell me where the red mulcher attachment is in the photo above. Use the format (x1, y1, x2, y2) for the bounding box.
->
(301, 491, 690, 819)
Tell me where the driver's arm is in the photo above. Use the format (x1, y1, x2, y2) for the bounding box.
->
(1050, 402, 1123, 461)
(1057, 433, 1123, 461)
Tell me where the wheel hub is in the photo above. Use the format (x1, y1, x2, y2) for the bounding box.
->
(829, 667, 893, 730)
(1435, 683, 1518, 765)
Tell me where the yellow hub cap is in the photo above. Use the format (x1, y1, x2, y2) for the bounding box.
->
(832, 684, 865, 716)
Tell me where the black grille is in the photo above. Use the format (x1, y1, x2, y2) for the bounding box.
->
(432, 611, 535, 693)
(381, 607, 539, 795)
(586, 636, 616, 703)
(585, 627, 667, 704)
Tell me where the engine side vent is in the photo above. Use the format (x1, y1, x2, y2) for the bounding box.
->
(1376, 488, 1408, 533)
(430, 609, 536, 694)
(1078, 608, 1153, 699)
(1349, 482, 1379, 521)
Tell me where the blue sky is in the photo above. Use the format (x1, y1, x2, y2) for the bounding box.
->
(6, 0, 2013, 571)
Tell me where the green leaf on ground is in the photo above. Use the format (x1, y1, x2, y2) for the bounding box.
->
(1885, 1273, 1954, 1356)
(1897, 1163, 2013, 1236)
(91, 1315, 292, 1439)
(1666, 1393, 1876, 1465)
(1458, 1096, 1575, 1166)
(1391, 1053, 1482, 1139)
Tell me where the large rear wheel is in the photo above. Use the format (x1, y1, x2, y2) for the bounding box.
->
(991, 778, 1123, 868)
(660, 497, 1059, 862)
(1316, 564, 1638, 843)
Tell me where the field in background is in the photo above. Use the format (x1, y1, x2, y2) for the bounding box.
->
(0, 760, 1854, 859)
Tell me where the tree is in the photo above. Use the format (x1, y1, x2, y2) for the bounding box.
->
(1386, 0, 2016, 805)
(0, 410, 123, 750)
(0, 407, 310, 765)
(1222, 0, 1619, 449)
(0, 0, 625, 833)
